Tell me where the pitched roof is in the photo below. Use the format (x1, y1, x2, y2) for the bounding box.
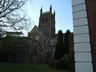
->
(28, 25, 49, 39)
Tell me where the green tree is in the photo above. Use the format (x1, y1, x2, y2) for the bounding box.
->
(64, 30, 70, 54)
(54, 30, 64, 60)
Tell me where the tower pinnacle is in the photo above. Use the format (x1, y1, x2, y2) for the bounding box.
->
(40, 7, 42, 15)
(50, 5, 52, 13)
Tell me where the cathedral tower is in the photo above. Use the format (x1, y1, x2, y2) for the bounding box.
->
(38, 5, 55, 38)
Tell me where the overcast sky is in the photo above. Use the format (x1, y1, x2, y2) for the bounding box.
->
(23, 0, 73, 33)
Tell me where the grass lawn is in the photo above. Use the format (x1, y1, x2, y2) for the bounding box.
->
(0, 63, 71, 72)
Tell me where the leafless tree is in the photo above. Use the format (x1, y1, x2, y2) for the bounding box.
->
(0, 0, 27, 18)
(0, 0, 32, 35)
(0, 12, 31, 32)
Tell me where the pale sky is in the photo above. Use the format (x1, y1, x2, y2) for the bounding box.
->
(23, 0, 73, 33)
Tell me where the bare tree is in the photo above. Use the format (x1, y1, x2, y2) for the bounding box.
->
(1, 12, 31, 32)
(0, 0, 32, 35)
(0, 0, 27, 18)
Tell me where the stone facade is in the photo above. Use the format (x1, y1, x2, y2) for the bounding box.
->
(26, 26, 52, 63)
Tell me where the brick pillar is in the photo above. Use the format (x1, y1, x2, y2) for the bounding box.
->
(72, 0, 93, 72)
(86, 0, 96, 72)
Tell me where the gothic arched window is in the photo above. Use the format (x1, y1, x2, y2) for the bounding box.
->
(46, 17, 48, 23)
(34, 45, 37, 55)
(42, 18, 44, 23)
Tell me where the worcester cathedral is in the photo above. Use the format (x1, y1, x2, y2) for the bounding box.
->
(25, 6, 57, 62)
(24, 6, 73, 63)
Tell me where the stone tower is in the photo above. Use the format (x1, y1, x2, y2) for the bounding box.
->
(38, 5, 55, 38)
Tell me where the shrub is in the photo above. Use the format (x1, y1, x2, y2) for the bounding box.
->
(49, 56, 71, 70)
(49, 62, 55, 67)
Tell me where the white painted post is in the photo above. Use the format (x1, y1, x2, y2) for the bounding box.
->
(72, 0, 93, 72)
